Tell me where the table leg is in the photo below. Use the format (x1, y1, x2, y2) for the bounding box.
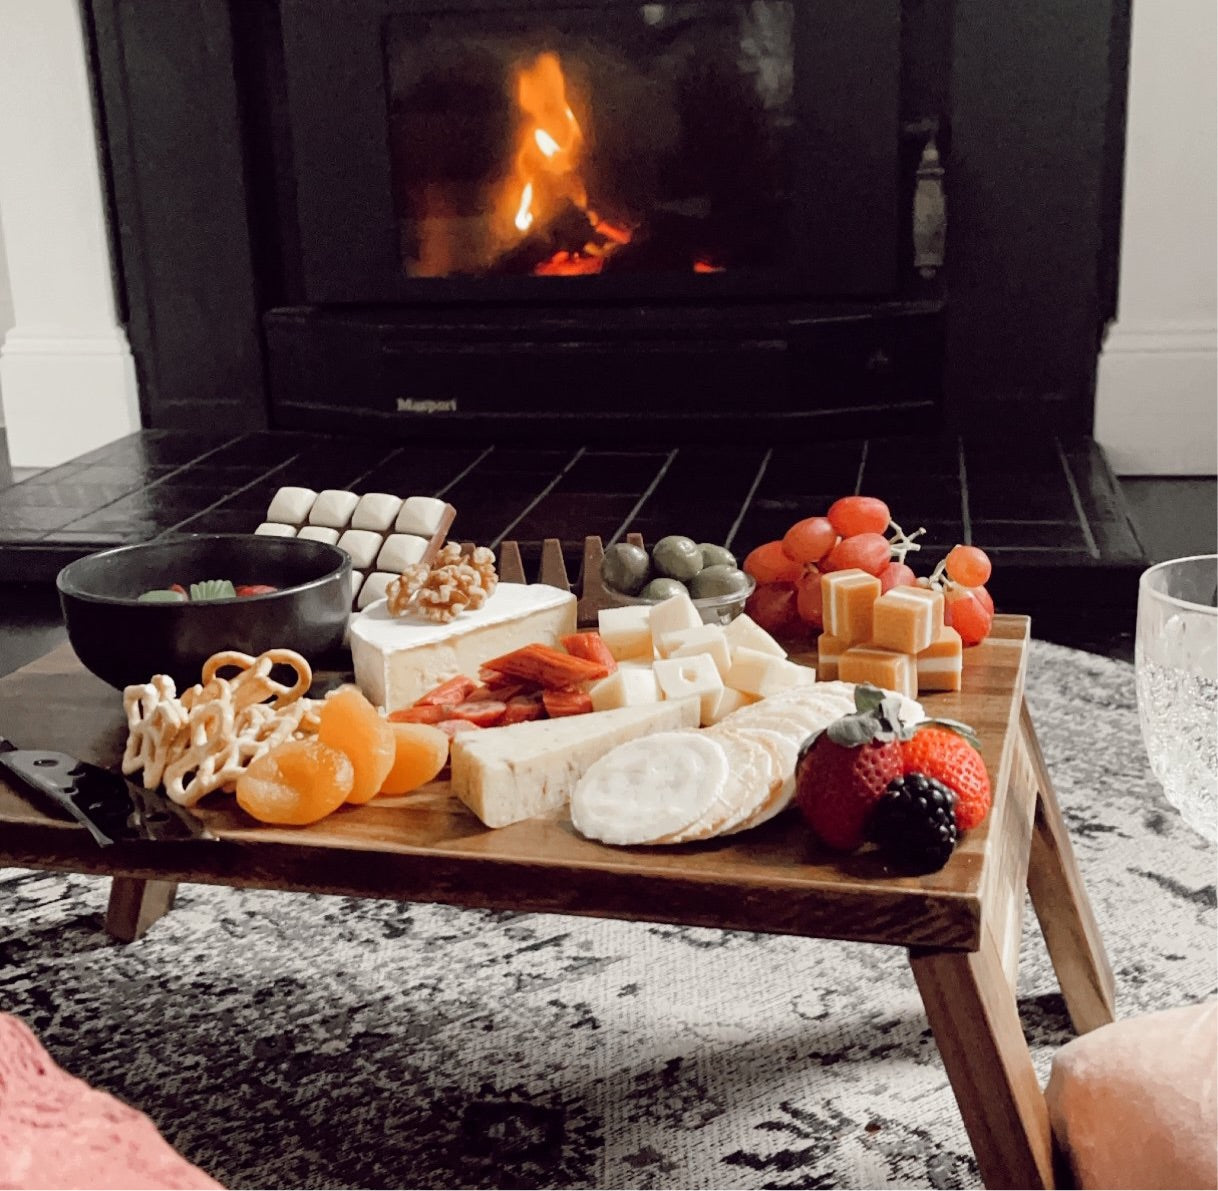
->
(104, 877, 178, 942)
(910, 930, 1056, 1190)
(1021, 698, 1118, 1035)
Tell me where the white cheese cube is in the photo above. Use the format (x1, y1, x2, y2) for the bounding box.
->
(376, 533, 430, 573)
(254, 522, 297, 538)
(308, 489, 360, 529)
(336, 528, 383, 570)
(663, 623, 732, 678)
(297, 525, 340, 546)
(597, 605, 654, 661)
(351, 492, 404, 533)
(723, 612, 786, 658)
(727, 646, 817, 699)
(265, 486, 317, 526)
(649, 590, 702, 641)
(357, 572, 396, 611)
(350, 582, 578, 710)
(588, 666, 662, 712)
(395, 495, 450, 537)
(703, 685, 757, 725)
(653, 653, 725, 724)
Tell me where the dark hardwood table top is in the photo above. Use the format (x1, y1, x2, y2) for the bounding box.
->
(0, 617, 1031, 952)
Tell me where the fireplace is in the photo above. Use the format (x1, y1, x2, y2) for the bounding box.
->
(85, 0, 1127, 446)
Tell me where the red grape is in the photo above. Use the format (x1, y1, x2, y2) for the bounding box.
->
(973, 584, 994, 615)
(743, 540, 804, 585)
(827, 495, 891, 538)
(821, 532, 891, 576)
(794, 568, 824, 629)
(878, 561, 917, 593)
(945, 544, 992, 587)
(945, 586, 993, 646)
(745, 582, 806, 640)
(782, 517, 837, 564)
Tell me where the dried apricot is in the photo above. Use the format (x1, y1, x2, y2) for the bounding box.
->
(380, 721, 449, 795)
(318, 685, 396, 804)
(235, 738, 353, 826)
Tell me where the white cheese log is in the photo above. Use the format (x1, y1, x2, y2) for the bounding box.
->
(452, 699, 700, 828)
(349, 582, 577, 710)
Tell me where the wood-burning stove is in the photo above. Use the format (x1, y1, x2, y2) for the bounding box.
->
(85, 0, 1127, 447)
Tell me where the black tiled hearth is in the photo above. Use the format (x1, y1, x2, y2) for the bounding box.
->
(0, 431, 1148, 624)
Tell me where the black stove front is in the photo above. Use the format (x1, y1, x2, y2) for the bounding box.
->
(85, 0, 1125, 448)
(259, 0, 945, 442)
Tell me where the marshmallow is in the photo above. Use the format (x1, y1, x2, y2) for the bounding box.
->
(348, 570, 366, 602)
(308, 489, 360, 530)
(297, 525, 341, 546)
(351, 492, 405, 533)
(336, 529, 384, 571)
(358, 572, 397, 610)
(265, 486, 318, 526)
(254, 522, 298, 538)
(376, 533, 430, 573)
(394, 495, 450, 537)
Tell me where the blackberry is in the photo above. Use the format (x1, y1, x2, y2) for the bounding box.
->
(869, 773, 959, 873)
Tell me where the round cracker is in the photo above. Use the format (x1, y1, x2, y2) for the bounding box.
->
(570, 731, 730, 846)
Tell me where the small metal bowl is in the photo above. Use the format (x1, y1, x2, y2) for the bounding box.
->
(600, 573, 756, 626)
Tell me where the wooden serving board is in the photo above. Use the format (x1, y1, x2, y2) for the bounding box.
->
(0, 617, 1031, 953)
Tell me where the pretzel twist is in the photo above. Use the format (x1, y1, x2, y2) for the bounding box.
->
(122, 648, 320, 807)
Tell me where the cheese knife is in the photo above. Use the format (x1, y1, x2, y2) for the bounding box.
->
(0, 737, 214, 845)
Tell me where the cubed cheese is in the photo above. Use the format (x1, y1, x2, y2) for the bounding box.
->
(597, 605, 654, 661)
(350, 582, 578, 709)
(653, 653, 725, 723)
(723, 612, 786, 658)
(702, 684, 757, 725)
(664, 623, 732, 679)
(822, 569, 881, 645)
(872, 584, 944, 655)
(451, 699, 701, 828)
(839, 644, 918, 701)
(726, 646, 816, 699)
(649, 590, 702, 640)
(588, 666, 662, 712)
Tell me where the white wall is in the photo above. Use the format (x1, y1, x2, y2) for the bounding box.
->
(0, 208, 13, 428)
(0, 0, 140, 467)
(1094, 0, 1218, 476)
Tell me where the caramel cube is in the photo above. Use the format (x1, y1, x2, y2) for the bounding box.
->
(839, 644, 917, 701)
(916, 624, 964, 692)
(821, 569, 881, 645)
(872, 584, 944, 655)
(816, 632, 846, 681)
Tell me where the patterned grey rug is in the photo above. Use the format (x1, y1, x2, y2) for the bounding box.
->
(1, 640, 1215, 1191)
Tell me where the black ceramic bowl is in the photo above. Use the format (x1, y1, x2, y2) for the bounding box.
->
(57, 534, 352, 691)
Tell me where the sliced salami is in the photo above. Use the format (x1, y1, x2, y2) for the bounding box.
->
(570, 732, 730, 846)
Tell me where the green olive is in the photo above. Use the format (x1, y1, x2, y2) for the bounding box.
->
(699, 542, 736, 569)
(689, 565, 752, 600)
(600, 542, 652, 595)
(639, 577, 688, 602)
(651, 535, 704, 582)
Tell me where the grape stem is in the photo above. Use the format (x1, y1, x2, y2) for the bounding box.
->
(887, 520, 927, 564)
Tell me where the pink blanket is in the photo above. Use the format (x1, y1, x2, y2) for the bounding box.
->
(0, 1014, 221, 1190)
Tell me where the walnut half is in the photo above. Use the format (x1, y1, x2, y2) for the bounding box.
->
(386, 543, 499, 623)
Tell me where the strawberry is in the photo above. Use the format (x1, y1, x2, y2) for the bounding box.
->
(900, 725, 991, 830)
(794, 686, 912, 851)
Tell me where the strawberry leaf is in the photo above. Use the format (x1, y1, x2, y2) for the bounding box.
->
(853, 683, 887, 715)
(826, 712, 883, 748)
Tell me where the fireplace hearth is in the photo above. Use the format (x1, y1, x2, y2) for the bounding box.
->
(84, 0, 1128, 446)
